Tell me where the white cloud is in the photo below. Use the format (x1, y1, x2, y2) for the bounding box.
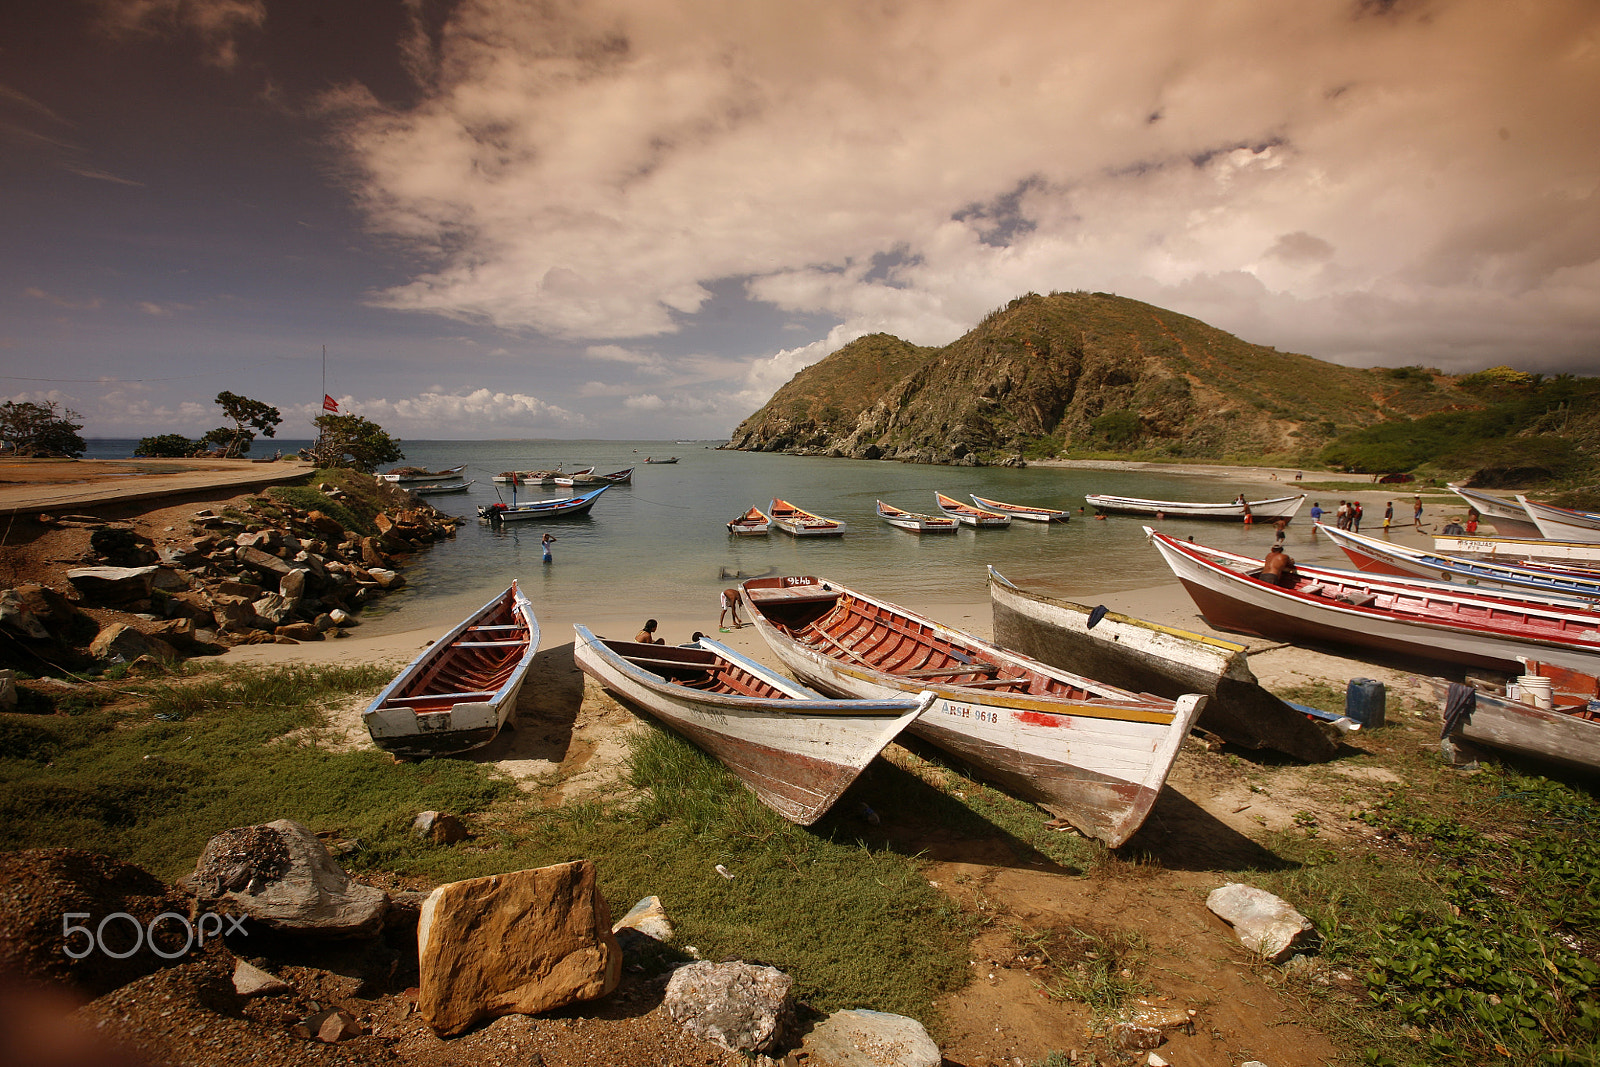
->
(94, 0, 266, 69)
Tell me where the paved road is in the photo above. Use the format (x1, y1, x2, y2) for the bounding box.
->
(0, 459, 311, 517)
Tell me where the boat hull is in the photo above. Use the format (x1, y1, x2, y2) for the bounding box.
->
(1087, 494, 1304, 521)
(934, 492, 1011, 527)
(988, 568, 1337, 762)
(741, 576, 1206, 846)
(877, 502, 958, 534)
(1318, 523, 1600, 603)
(480, 486, 607, 521)
(573, 627, 928, 825)
(1423, 674, 1600, 773)
(380, 464, 468, 484)
(1432, 534, 1600, 563)
(1446, 485, 1543, 539)
(970, 495, 1069, 523)
(1519, 497, 1600, 543)
(768, 498, 847, 537)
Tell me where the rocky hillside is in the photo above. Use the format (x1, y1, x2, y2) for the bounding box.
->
(727, 291, 1476, 464)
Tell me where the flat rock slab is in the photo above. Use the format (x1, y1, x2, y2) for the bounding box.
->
(800, 1008, 941, 1067)
(1206, 882, 1315, 963)
(665, 960, 794, 1054)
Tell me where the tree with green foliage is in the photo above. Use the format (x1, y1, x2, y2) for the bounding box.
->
(213, 391, 282, 458)
(1091, 409, 1142, 447)
(133, 433, 195, 458)
(0, 400, 86, 457)
(308, 413, 403, 473)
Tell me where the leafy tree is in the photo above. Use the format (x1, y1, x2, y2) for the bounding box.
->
(199, 427, 238, 454)
(308, 413, 403, 473)
(213, 391, 282, 458)
(1090, 409, 1142, 447)
(0, 400, 86, 457)
(134, 433, 194, 458)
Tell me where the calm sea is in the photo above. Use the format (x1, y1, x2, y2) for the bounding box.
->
(86, 439, 1350, 634)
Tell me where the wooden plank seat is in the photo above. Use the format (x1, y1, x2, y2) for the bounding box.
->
(454, 639, 527, 647)
(899, 663, 1001, 679)
(382, 690, 498, 705)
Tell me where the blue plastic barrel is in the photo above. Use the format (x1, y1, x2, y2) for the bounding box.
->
(1345, 678, 1386, 727)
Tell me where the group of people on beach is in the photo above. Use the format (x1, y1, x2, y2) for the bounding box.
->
(630, 588, 746, 646)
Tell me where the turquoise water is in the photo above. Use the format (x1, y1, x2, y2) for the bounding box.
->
(87, 439, 1348, 632)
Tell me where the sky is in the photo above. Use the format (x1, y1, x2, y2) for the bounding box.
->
(3, 0, 1599, 443)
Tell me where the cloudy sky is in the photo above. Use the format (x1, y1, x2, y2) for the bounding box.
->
(3, 0, 1598, 443)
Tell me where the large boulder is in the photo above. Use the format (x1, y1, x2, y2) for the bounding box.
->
(185, 819, 388, 938)
(799, 1009, 942, 1067)
(66, 566, 157, 604)
(416, 860, 621, 1036)
(665, 960, 795, 1054)
(88, 623, 179, 665)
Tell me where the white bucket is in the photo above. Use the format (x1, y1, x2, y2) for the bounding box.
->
(1517, 674, 1553, 709)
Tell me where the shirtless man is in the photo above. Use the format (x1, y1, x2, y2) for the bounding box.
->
(1260, 545, 1297, 588)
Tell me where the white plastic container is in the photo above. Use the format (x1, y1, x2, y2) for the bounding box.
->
(1517, 674, 1553, 710)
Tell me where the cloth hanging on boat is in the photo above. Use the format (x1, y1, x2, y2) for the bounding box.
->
(1086, 605, 1109, 630)
(1441, 682, 1476, 739)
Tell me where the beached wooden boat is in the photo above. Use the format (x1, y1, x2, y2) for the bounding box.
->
(1446, 484, 1542, 539)
(362, 583, 538, 757)
(987, 567, 1337, 762)
(934, 492, 1011, 528)
(412, 478, 474, 495)
(1146, 528, 1600, 674)
(1432, 532, 1600, 565)
(768, 498, 847, 537)
(1086, 493, 1305, 522)
(493, 468, 562, 485)
(727, 506, 771, 536)
(876, 500, 959, 534)
(478, 485, 608, 522)
(572, 626, 933, 825)
(1317, 522, 1600, 603)
(1518, 497, 1600, 544)
(740, 575, 1207, 846)
(379, 463, 467, 484)
(1423, 661, 1600, 773)
(970, 495, 1070, 523)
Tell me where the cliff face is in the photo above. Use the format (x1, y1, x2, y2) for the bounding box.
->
(727, 291, 1470, 464)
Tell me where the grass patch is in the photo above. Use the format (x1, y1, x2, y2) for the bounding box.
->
(1015, 922, 1147, 1015)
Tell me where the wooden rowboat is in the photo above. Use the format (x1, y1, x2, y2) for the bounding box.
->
(551, 466, 597, 487)
(1146, 528, 1600, 675)
(933, 492, 1011, 528)
(572, 626, 933, 825)
(379, 463, 467, 484)
(412, 479, 474, 495)
(970, 495, 1070, 523)
(362, 583, 538, 757)
(988, 567, 1338, 762)
(1518, 496, 1600, 544)
(876, 500, 959, 534)
(1316, 522, 1600, 603)
(769, 498, 847, 537)
(727, 506, 771, 536)
(1446, 484, 1542, 539)
(645, 456, 678, 463)
(493, 467, 562, 485)
(740, 575, 1206, 846)
(477, 485, 608, 522)
(1424, 662, 1600, 773)
(1432, 533, 1600, 564)
(1086, 493, 1304, 522)
(571, 467, 634, 485)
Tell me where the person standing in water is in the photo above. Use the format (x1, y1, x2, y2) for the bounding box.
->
(541, 533, 556, 563)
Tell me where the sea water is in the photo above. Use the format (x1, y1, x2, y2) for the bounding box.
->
(84, 438, 1351, 635)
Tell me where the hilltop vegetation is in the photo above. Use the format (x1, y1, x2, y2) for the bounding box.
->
(727, 291, 1598, 492)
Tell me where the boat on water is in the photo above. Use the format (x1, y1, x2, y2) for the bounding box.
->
(1316, 522, 1600, 603)
(478, 485, 608, 522)
(987, 567, 1338, 762)
(1432, 532, 1600, 564)
(727, 506, 771, 536)
(1518, 497, 1600, 544)
(876, 500, 959, 534)
(362, 583, 538, 757)
(551, 467, 597, 487)
(739, 575, 1207, 846)
(645, 456, 678, 464)
(493, 468, 562, 485)
(1424, 661, 1600, 773)
(572, 626, 933, 825)
(571, 467, 634, 485)
(1086, 493, 1305, 522)
(768, 498, 847, 537)
(1446, 484, 1542, 539)
(1145, 528, 1600, 675)
(970, 495, 1070, 523)
(412, 478, 474, 495)
(379, 463, 468, 484)
(933, 492, 1011, 528)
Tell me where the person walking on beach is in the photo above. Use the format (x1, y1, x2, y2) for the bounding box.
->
(1414, 496, 1424, 529)
(1384, 501, 1393, 530)
(541, 533, 555, 563)
(719, 589, 743, 631)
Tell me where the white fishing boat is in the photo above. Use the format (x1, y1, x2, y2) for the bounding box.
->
(726, 506, 771, 536)
(1518, 497, 1600, 543)
(933, 492, 1011, 528)
(412, 479, 474, 495)
(1433, 533, 1600, 564)
(876, 500, 959, 534)
(378, 463, 467, 484)
(1317, 522, 1600, 603)
(1086, 493, 1305, 522)
(477, 485, 608, 522)
(1446, 484, 1542, 539)
(768, 498, 847, 537)
(970, 495, 1070, 523)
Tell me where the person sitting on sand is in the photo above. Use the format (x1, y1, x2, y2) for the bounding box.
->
(1260, 545, 1297, 588)
(635, 619, 662, 644)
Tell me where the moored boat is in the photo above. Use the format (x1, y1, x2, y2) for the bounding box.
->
(1424, 662, 1600, 773)
(572, 626, 933, 825)
(727, 506, 771, 536)
(1316, 522, 1600, 603)
(478, 485, 608, 522)
(876, 500, 959, 534)
(1518, 497, 1600, 544)
(933, 492, 1011, 528)
(1446, 484, 1542, 539)
(1087, 493, 1305, 522)
(768, 498, 847, 537)
(970, 495, 1070, 523)
(493, 467, 562, 485)
(362, 583, 538, 757)
(1146, 528, 1600, 675)
(572, 467, 634, 485)
(552, 466, 597, 487)
(645, 456, 678, 464)
(740, 575, 1207, 846)
(379, 463, 468, 484)
(412, 478, 474, 495)
(987, 567, 1338, 762)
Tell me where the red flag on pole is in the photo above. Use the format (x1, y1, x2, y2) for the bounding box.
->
(322, 395, 339, 412)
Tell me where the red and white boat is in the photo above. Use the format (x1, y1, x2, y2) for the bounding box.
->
(1146, 528, 1600, 675)
(1432, 532, 1600, 565)
(970, 495, 1071, 523)
(726, 506, 771, 536)
(876, 500, 958, 534)
(1086, 493, 1304, 522)
(1446, 484, 1542, 539)
(934, 492, 1011, 528)
(740, 575, 1206, 847)
(1316, 522, 1600, 603)
(1518, 497, 1600, 544)
(768, 498, 847, 537)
